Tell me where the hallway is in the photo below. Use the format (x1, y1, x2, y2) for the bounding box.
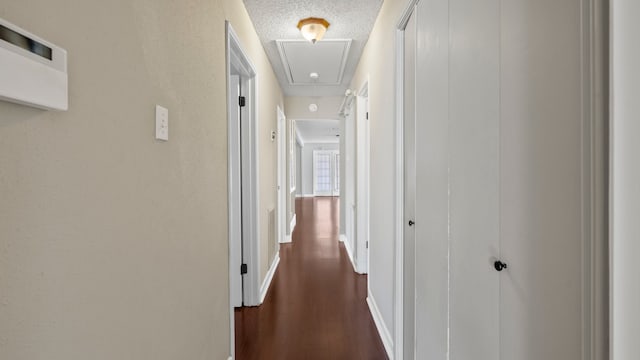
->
(235, 197, 387, 360)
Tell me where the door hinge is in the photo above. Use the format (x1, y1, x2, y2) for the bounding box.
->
(239, 96, 246, 107)
(240, 263, 248, 275)
(366, 112, 369, 120)
(366, 241, 369, 249)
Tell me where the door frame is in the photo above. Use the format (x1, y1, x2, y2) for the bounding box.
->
(228, 73, 242, 310)
(392, 0, 608, 359)
(277, 106, 287, 244)
(394, 3, 418, 359)
(356, 79, 370, 275)
(226, 21, 261, 359)
(333, 152, 341, 196)
(342, 97, 358, 271)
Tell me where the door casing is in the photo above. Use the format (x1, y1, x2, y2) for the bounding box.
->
(226, 20, 261, 360)
(356, 80, 370, 275)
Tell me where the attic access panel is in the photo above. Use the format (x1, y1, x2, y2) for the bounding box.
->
(276, 39, 352, 86)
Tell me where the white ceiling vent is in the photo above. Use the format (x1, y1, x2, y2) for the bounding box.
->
(276, 39, 352, 86)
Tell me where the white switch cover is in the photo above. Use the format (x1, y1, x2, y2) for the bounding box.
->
(155, 105, 169, 141)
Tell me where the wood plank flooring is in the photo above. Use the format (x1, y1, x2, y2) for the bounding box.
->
(235, 197, 388, 360)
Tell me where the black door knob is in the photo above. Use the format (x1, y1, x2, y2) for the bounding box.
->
(408, 220, 415, 226)
(494, 260, 508, 272)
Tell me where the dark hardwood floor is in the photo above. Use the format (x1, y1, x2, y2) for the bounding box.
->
(235, 197, 388, 360)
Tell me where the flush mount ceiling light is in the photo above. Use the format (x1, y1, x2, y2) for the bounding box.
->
(297, 17, 330, 44)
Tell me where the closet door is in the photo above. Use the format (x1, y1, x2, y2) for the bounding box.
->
(413, 0, 451, 358)
(499, 0, 583, 358)
(448, 0, 501, 358)
(413, 0, 501, 358)
(403, 8, 417, 359)
(411, 0, 586, 359)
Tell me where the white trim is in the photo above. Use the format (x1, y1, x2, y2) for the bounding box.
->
(580, 0, 593, 358)
(249, 74, 262, 308)
(394, 8, 409, 360)
(296, 194, 315, 198)
(281, 213, 297, 243)
(226, 22, 261, 307)
(277, 106, 287, 245)
(290, 120, 297, 193)
(581, 0, 608, 359)
(355, 78, 370, 275)
(339, 93, 357, 117)
(393, 1, 420, 358)
(290, 213, 297, 233)
(296, 129, 305, 147)
(341, 234, 358, 273)
(367, 293, 394, 360)
(226, 21, 261, 359)
(260, 253, 280, 304)
(228, 357, 232, 360)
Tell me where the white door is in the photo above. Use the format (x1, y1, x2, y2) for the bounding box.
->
(333, 153, 340, 196)
(356, 90, 370, 274)
(402, 9, 417, 358)
(407, 0, 585, 359)
(277, 107, 286, 244)
(313, 150, 339, 196)
(344, 103, 357, 263)
(412, 1, 472, 357)
(499, 0, 584, 358)
(410, 0, 504, 357)
(446, 0, 501, 357)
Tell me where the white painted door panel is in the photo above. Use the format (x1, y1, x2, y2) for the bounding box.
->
(356, 94, 370, 274)
(499, 0, 582, 358)
(409, 0, 584, 359)
(414, 0, 450, 358)
(402, 9, 417, 359)
(448, 0, 501, 359)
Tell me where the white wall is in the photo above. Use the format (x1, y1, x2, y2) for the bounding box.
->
(300, 143, 340, 196)
(350, 0, 411, 338)
(611, 1, 640, 358)
(0, 1, 282, 359)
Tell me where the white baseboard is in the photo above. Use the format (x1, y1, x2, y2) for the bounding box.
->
(280, 213, 296, 244)
(228, 357, 232, 360)
(340, 234, 358, 273)
(259, 253, 280, 304)
(367, 293, 394, 360)
(290, 214, 297, 233)
(296, 194, 314, 198)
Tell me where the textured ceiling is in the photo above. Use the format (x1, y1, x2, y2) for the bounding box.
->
(242, 0, 384, 97)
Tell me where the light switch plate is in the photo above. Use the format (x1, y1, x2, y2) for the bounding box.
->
(155, 105, 168, 141)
